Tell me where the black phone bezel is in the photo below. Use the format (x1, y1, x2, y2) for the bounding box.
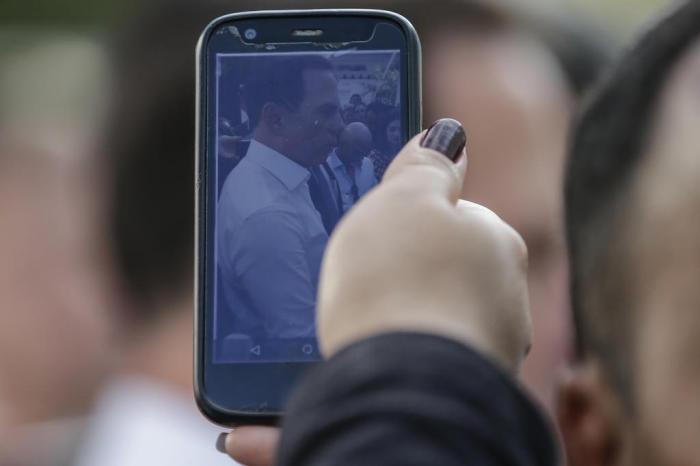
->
(195, 9, 422, 426)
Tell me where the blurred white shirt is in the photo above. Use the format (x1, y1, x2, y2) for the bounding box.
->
(73, 377, 237, 466)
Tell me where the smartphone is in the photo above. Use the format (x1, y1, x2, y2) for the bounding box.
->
(195, 9, 421, 425)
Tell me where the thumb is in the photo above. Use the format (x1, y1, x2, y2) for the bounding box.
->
(382, 118, 467, 204)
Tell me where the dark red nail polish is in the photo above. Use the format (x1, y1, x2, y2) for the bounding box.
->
(420, 118, 467, 162)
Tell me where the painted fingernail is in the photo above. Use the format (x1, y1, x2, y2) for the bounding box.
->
(216, 433, 227, 453)
(420, 118, 467, 162)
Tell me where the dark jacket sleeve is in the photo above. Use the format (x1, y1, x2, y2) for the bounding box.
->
(277, 333, 559, 466)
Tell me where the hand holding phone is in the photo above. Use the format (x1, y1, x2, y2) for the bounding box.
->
(220, 123, 532, 465)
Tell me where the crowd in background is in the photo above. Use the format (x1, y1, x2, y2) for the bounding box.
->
(0, 0, 669, 464)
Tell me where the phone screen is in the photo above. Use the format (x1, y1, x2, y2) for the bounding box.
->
(199, 13, 419, 415)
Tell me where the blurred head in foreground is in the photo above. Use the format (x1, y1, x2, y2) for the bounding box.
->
(560, 2, 700, 465)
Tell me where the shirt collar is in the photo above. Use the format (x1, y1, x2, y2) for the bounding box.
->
(245, 139, 310, 191)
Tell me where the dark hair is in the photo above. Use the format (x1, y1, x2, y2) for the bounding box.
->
(104, 0, 288, 321)
(565, 0, 700, 402)
(244, 54, 333, 129)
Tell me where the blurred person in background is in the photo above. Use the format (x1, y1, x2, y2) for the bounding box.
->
(0, 38, 115, 466)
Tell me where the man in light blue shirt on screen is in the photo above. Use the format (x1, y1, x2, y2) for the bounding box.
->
(217, 55, 345, 342)
(327, 122, 379, 213)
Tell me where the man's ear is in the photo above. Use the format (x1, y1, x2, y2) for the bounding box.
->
(557, 361, 626, 466)
(260, 102, 284, 133)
